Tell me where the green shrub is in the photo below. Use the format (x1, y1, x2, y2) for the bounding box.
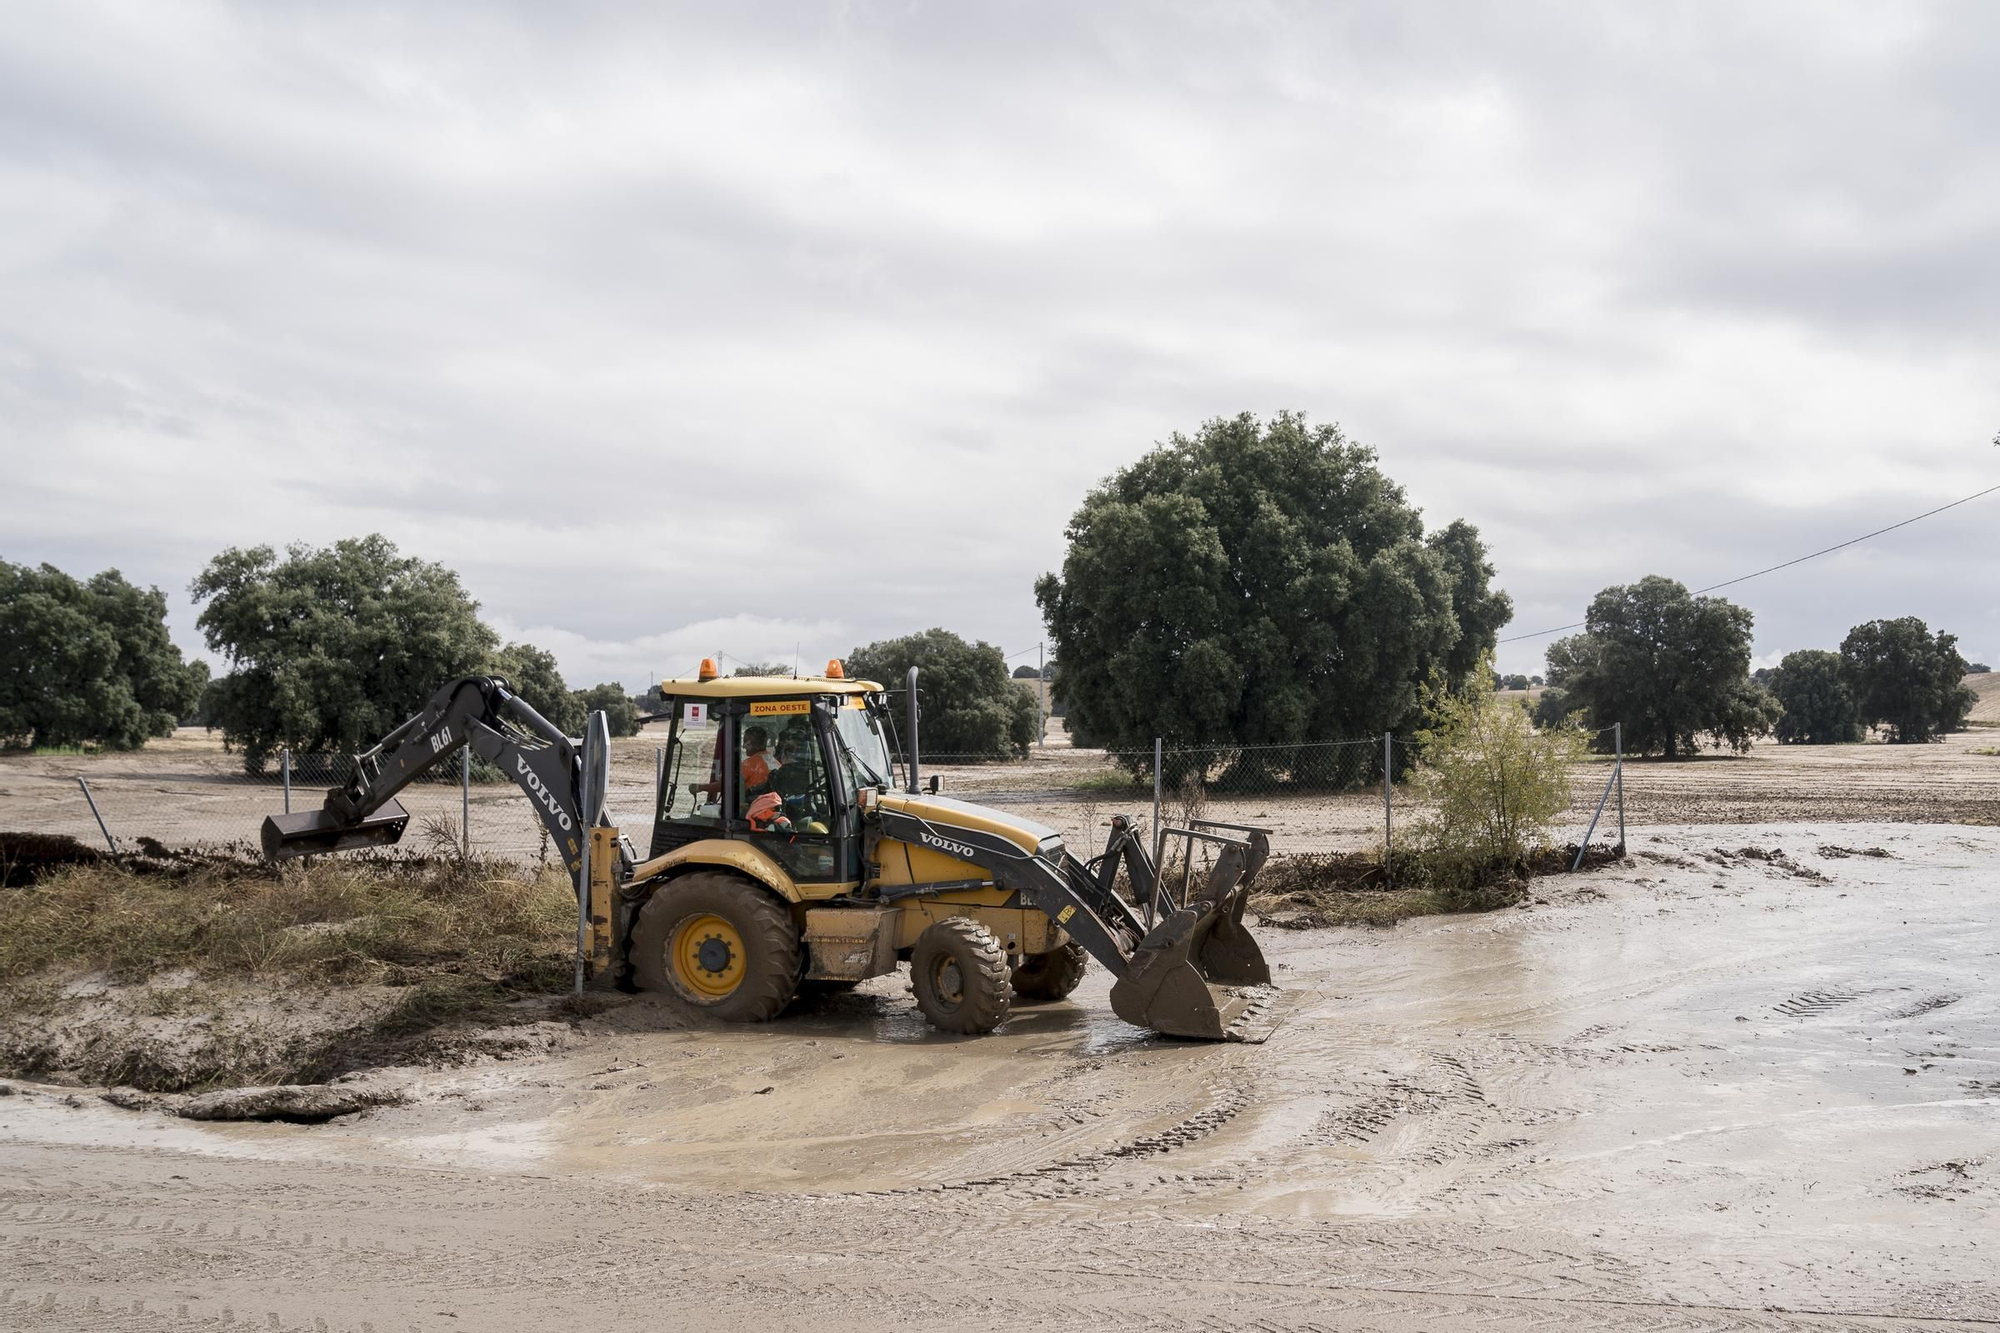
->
(1407, 670, 1586, 901)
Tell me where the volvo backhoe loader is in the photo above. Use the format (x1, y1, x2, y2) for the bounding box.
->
(260, 661, 1280, 1041)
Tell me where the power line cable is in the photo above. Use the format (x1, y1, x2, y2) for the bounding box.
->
(1497, 479, 2000, 645)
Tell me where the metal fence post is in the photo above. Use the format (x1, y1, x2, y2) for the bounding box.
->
(282, 747, 292, 815)
(1036, 642, 1045, 748)
(1385, 732, 1396, 880)
(76, 778, 119, 855)
(461, 745, 471, 858)
(1614, 722, 1626, 855)
(1151, 737, 1164, 869)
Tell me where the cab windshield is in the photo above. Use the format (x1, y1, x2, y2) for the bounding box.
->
(833, 702, 894, 790)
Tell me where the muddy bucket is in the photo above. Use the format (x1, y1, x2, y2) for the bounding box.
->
(1108, 832, 1280, 1042)
(260, 799, 411, 862)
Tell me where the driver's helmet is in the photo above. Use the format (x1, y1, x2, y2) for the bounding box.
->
(777, 721, 815, 766)
(746, 790, 792, 833)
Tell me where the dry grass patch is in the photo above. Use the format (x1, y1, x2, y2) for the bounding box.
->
(0, 855, 574, 985)
(0, 855, 578, 1090)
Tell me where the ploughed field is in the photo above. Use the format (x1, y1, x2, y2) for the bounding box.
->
(2, 822, 1995, 1330)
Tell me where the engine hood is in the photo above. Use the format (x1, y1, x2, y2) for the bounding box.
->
(874, 793, 1061, 856)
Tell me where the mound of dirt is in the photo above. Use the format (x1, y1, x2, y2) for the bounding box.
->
(1248, 843, 1625, 928)
(0, 831, 107, 887)
(0, 830, 264, 888)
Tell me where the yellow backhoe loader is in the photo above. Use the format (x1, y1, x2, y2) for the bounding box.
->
(260, 660, 1280, 1041)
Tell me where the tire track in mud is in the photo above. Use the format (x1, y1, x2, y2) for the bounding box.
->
(1771, 986, 1969, 1026)
(814, 1080, 1259, 1199)
(1774, 987, 1880, 1019)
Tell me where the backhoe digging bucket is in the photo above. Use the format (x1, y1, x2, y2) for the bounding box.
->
(1108, 829, 1281, 1042)
(261, 800, 411, 862)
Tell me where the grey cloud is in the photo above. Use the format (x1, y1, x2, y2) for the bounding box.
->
(1, 1, 1995, 693)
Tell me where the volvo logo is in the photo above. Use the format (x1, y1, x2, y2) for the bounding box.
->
(920, 830, 977, 861)
(517, 755, 574, 831)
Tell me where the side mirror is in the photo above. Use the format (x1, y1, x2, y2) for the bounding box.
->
(927, 774, 943, 795)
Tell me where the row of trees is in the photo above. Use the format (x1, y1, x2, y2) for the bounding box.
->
(0, 540, 647, 767)
(1035, 413, 1983, 762)
(1763, 620, 1978, 744)
(4, 540, 1050, 767)
(1529, 577, 1976, 753)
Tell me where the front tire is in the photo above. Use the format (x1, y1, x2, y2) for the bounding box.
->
(631, 872, 801, 1022)
(911, 918, 1010, 1034)
(1011, 941, 1088, 1002)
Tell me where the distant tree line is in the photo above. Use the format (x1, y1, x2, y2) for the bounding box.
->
(1532, 576, 1976, 754)
(1, 539, 645, 766)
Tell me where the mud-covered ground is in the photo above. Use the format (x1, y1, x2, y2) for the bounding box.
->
(3, 820, 1995, 1331)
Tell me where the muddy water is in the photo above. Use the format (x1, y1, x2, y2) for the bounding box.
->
(377, 823, 1998, 1221)
(3, 820, 1996, 1329)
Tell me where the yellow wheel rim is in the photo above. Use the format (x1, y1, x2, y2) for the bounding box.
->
(669, 912, 747, 1000)
(930, 955, 966, 1008)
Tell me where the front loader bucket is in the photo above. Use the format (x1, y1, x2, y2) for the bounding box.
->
(1107, 835, 1280, 1042)
(260, 800, 410, 862)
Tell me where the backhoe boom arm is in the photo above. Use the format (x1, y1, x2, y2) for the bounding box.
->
(260, 676, 590, 874)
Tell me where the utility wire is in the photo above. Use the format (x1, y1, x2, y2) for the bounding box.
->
(1498, 479, 2000, 645)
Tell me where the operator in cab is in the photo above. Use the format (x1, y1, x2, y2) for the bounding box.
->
(691, 724, 782, 799)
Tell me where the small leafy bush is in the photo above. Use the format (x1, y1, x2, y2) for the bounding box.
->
(1407, 670, 1587, 903)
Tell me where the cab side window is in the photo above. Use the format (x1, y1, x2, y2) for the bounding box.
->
(660, 704, 721, 826)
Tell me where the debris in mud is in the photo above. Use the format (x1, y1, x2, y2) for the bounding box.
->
(176, 1082, 407, 1123)
(1817, 845, 1893, 860)
(1247, 844, 1621, 929)
(1705, 846, 1829, 882)
(100, 1087, 157, 1111)
(1897, 1157, 1986, 1201)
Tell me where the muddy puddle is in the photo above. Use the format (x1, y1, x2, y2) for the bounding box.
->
(4, 820, 1995, 1326)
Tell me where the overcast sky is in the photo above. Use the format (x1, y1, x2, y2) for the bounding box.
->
(4, 1, 1996, 692)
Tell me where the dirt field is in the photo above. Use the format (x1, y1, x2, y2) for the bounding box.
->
(5, 716, 1995, 867)
(3, 821, 1996, 1330)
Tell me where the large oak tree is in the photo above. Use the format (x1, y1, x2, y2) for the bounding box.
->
(1034, 412, 1509, 757)
(1543, 576, 1777, 758)
(1840, 617, 1975, 742)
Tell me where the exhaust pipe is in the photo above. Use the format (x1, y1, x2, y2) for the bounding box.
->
(906, 665, 920, 795)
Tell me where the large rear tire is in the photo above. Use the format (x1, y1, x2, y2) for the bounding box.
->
(911, 918, 1010, 1034)
(632, 872, 801, 1022)
(1010, 940, 1088, 1002)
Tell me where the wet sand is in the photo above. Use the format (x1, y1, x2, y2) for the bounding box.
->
(3, 821, 1995, 1330)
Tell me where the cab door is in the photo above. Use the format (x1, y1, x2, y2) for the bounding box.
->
(738, 697, 857, 888)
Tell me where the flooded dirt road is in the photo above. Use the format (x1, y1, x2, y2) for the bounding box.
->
(3, 822, 1995, 1331)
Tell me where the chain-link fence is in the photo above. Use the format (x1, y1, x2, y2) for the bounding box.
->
(5, 724, 1626, 872)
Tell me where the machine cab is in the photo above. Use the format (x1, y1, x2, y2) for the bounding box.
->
(649, 662, 897, 891)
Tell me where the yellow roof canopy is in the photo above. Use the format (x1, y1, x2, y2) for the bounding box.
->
(657, 674, 883, 701)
